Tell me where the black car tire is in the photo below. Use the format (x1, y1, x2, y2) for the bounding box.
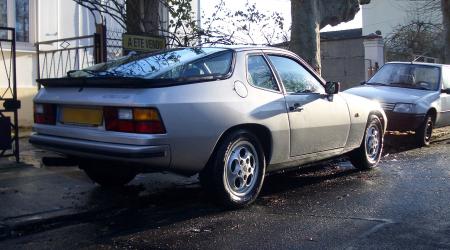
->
(203, 130, 266, 208)
(349, 115, 383, 170)
(80, 161, 136, 187)
(415, 115, 433, 147)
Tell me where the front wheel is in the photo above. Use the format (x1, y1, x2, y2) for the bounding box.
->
(202, 130, 266, 208)
(415, 115, 433, 147)
(349, 115, 383, 170)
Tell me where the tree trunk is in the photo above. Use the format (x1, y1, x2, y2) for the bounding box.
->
(126, 0, 160, 36)
(290, 0, 369, 74)
(442, 0, 450, 63)
(126, 0, 141, 34)
(291, 0, 321, 73)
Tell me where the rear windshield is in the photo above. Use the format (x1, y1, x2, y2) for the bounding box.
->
(368, 63, 440, 91)
(68, 48, 234, 80)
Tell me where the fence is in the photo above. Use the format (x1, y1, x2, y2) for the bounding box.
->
(0, 27, 19, 162)
(35, 34, 103, 85)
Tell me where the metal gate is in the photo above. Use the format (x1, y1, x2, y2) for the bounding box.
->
(0, 27, 20, 162)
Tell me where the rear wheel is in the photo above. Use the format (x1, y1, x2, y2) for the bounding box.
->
(80, 161, 136, 187)
(201, 130, 266, 208)
(349, 115, 383, 170)
(415, 115, 433, 147)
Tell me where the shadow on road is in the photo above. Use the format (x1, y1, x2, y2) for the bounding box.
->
(383, 132, 420, 155)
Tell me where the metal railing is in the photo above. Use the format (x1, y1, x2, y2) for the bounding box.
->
(36, 34, 102, 86)
(0, 27, 19, 162)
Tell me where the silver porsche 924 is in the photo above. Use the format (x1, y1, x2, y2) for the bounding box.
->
(30, 47, 387, 207)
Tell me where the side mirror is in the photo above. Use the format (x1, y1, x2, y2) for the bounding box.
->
(442, 88, 450, 94)
(360, 81, 366, 85)
(325, 81, 340, 95)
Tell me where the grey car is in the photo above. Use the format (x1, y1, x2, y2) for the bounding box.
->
(346, 62, 450, 146)
(30, 47, 386, 207)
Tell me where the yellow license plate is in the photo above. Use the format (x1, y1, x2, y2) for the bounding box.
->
(61, 107, 103, 126)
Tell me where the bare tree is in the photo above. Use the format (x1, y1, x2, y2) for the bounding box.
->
(386, 0, 449, 63)
(73, 0, 288, 47)
(385, 20, 442, 62)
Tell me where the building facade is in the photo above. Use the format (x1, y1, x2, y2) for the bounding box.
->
(1, 0, 101, 126)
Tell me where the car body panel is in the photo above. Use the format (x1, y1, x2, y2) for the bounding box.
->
(31, 47, 386, 175)
(346, 62, 450, 130)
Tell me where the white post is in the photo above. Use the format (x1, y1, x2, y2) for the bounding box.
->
(364, 36, 384, 80)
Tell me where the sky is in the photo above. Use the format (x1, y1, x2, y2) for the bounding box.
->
(199, 0, 363, 43)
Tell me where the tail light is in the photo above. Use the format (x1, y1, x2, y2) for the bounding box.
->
(34, 103, 56, 125)
(104, 107, 166, 134)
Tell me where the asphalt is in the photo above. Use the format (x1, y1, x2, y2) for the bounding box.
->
(0, 128, 449, 249)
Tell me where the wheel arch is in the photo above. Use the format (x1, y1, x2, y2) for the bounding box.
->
(368, 111, 386, 132)
(208, 124, 273, 167)
(427, 108, 437, 123)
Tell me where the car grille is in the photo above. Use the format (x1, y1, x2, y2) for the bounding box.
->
(381, 102, 395, 111)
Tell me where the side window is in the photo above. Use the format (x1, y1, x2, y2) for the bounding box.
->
(247, 55, 279, 91)
(443, 67, 450, 89)
(268, 55, 324, 94)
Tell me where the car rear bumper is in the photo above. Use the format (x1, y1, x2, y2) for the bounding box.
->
(29, 133, 171, 170)
(385, 112, 425, 131)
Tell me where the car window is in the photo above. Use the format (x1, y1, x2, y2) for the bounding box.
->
(442, 67, 450, 89)
(267, 55, 323, 94)
(247, 55, 279, 91)
(67, 48, 233, 80)
(158, 52, 233, 79)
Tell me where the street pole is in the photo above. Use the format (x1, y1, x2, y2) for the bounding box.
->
(197, 0, 201, 46)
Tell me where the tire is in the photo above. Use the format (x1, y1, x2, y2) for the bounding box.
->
(415, 115, 433, 147)
(80, 160, 137, 187)
(349, 115, 384, 170)
(201, 130, 266, 208)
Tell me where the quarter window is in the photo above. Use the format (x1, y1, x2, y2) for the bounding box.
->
(247, 55, 278, 91)
(268, 55, 323, 94)
(442, 67, 450, 89)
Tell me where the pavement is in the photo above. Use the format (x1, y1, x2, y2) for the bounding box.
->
(0, 128, 449, 249)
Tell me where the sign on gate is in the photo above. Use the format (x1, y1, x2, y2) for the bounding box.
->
(122, 34, 166, 53)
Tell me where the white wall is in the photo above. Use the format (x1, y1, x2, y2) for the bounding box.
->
(362, 0, 441, 37)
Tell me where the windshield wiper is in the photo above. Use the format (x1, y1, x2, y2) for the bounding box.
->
(366, 82, 388, 86)
(390, 82, 429, 90)
(295, 89, 314, 94)
(68, 69, 125, 78)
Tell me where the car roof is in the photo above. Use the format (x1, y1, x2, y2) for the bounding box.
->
(386, 61, 447, 68)
(198, 45, 290, 53)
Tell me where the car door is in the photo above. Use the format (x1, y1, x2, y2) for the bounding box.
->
(267, 54, 351, 156)
(439, 66, 450, 126)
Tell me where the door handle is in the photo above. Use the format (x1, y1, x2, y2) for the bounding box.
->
(289, 103, 304, 112)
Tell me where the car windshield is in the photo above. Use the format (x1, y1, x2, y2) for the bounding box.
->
(67, 47, 233, 80)
(367, 63, 440, 91)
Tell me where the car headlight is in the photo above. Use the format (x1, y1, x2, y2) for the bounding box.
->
(393, 103, 415, 113)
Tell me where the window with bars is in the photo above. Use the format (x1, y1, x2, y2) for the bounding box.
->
(0, 0, 30, 42)
(0, 1, 7, 39)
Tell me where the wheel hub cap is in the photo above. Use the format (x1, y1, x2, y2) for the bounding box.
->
(225, 142, 259, 196)
(365, 125, 381, 161)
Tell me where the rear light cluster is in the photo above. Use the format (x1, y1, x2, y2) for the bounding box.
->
(34, 103, 56, 125)
(34, 103, 166, 134)
(104, 107, 166, 134)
